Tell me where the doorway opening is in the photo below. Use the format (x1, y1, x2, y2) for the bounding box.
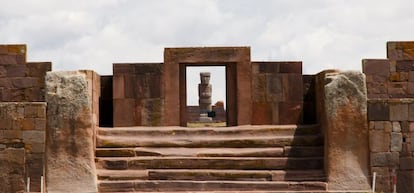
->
(185, 66, 227, 127)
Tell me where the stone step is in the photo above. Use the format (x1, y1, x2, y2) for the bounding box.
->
(97, 169, 326, 182)
(98, 124, 321, 137)
(96, 135, 323, 148)
(96, 146, 323, 157)
(98, 180, 327, 192)
(96, 157, 323, 170)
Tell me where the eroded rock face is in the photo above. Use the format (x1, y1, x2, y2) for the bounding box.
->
(0, 148, 25, 193)
(45, 71, 98, 193)
(323, 71, 371, 191)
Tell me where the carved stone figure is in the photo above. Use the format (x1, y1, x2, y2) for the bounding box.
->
(198, 72, 212, 121)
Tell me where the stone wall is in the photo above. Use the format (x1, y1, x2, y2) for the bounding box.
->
(186, 105, 226, 122)
(112, 63, 164, 126)
(0, 45, 51, 102)
(364, 41, 414, 193)
(0, 102, 46, 193)
(251, 62, 308, 124)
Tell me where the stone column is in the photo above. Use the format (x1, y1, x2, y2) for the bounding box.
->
(198, 72, 212, 122)
(317, 71, 371, 191)
(45, 71, 98, 193)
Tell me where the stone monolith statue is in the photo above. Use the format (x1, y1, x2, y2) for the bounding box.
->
(198, 72, 212, 122)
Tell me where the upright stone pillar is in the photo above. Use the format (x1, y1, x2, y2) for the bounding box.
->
(45, 71, 98, 193)
(198, 72, 212, 122)
(317, 71, 371, 191)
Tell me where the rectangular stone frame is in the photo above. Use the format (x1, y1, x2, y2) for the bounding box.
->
(164, 47, 251, 126)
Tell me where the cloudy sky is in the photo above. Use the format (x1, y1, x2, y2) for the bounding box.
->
(2, 0, 414, 105)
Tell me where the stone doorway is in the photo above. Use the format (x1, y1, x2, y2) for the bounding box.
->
(163, 47, 252, 126)
(183, 65, 230, 127)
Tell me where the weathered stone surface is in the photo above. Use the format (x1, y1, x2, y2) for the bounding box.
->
(369, 130, 390, 152)
(370, 152, 399, 167)
(388, 41, 414, 60)
(389, 103, 409, 120)
(0, 148, 25, 193)
(368, 101, 389, 121)
(45, 71, 98, 193)
(397, 171, 414, 193)
(390, 132, 402, 152)
(321, 71, 370, 190)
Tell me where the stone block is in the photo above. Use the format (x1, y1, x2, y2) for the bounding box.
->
(282, 74, 303, 101)
(392, 121, 401, 132)
(322, 71, 371, 190)
(113, 63, 135, 74)
(26, 62, 52, 77)
(369, 130, 390, 152)
(0, 148, 25, 193)
(11, 77, 36, 89)
(22, 118, 35, 130)
(388, 82, 408, 97)
(373, 121, 392, 131)
(113, 99, 136, 127)
(365, 75, 388, 95)
(387, 41, 414, 60)
(397, 171, 414, 193)
(25, 104, 45, 118)
(368, 102, 389, 121)
(390, 132, 402, 152)
(141, 99, 163, 126)
(266, 74, 283, 100)
(45, 71, 98, 193)
(396, 60, 414, 71)
(279, 102, 303, 124)
(400, 157, 414, 170)
(390, 72, 409, 82)
(5, 65, 26, 77)
(409, 71, 414, 82)
(0, 55, 17, 64)
(26, 153, 44, 191)
(362, 59, 390, 76)
(371, 152, 399, 167)
(258, 62, 279, 73)
(409, 82, 414, 94)
(410, 122, 414, 132)
(389, 103, 409, 121)
(7, 45, 26, 55)
(123, 74, 136, 98)
(252, 102, 272, 125)
(252, 75, 266, 102)
(23, 130, 45, 144)
(112, 75, 124, 99)
(148, 75, 161, 98)
(410, 103, 414, 121)
(279, 61, 302, 73)
(34, 118, 46, 130)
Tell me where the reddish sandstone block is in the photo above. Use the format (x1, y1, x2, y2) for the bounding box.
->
(279, 62, 302, 74)
(390, 72, 409, 82)
(7, 45, 26, 55)
(388, 82, 408, 97)
(282, 74, 303, 102)
(389, 103, 409, 121)
(112, 75, 125, 99)
(279, 102, 303, 124)
(396, 60, 414, 72)
(0, 55, 18, 65)
(26, 62, 52, 77)
(113, 99, 136, 127)
(369, 130, 390, 152)
(266, 74, 283, 101)
(257, 62, 279, 73)
(387, 41, 414, 60)
(408, 82, 414, 94)
(148, 75, 161, 98)
(252, 75, 267, 102)
(397, 171, 414, 193)
(124, 75, 136, 98)
(11, 77, 36, 89)
(400, 157, 414, 170)
(6, 65, 27, 77)
(366, 75, 388, 95)
(368, 102, 389, 121)
(0, 45, 8, 54)
(362, 59, 390, 76)
(113, 63, 135, 74)
(409, 71, 414, 82)
(252, 102, 272, 124)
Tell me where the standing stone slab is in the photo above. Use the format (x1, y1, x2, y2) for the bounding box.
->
(321, 71, 371, 191)
(45, 71, 98, 193)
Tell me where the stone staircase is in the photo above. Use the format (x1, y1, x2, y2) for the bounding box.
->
(95, 125, 327, 192)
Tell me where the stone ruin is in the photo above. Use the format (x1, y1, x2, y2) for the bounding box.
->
(0, 42, 413, 193)
(198, 72, 212, 122)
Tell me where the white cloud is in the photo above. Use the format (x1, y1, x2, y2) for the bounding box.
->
(1, 0, 414, 76)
